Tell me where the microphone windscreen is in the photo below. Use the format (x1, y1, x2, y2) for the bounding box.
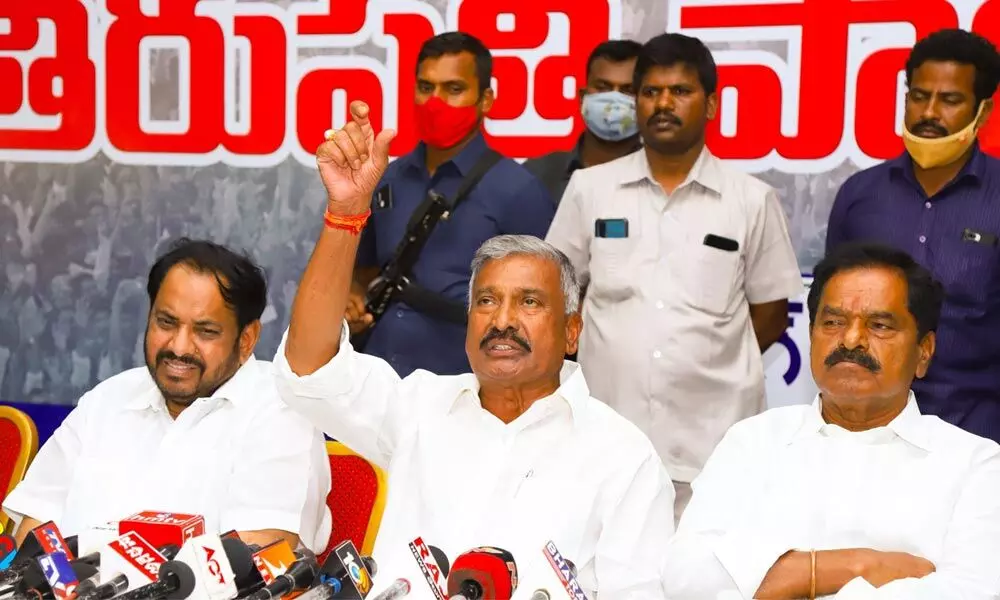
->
(221, 537, 255, 582)
(447, 548, 518, 600)
(160, 560, 197, 600)
(428, 547, 449, 578)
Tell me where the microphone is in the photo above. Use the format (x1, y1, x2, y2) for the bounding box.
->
(244, 554, 318, 600)
(110, 560, 197, 600)
(73, 572, 129, 600)
(118, 512, 206, 552)
(368, 579, 409, 600)
(0, 524, 77, 586)
(219, 537, 264, 596)
(406, 538, 447, 600)
(96, 531, 168, 591)
(171, 534, 239, 600)
(14, 552, 96, 600)
(250, 540, 297, 586)
(446, 547, 519, 600)
(310, 540, 373, 600)
(540, 541, 588, 600)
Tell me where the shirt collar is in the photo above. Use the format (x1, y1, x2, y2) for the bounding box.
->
(448, 361, 591, 425)
(405, 132, 489, 177)
(789, 391, 931, 451)
(124, 355, 259, 412)
(618, 146, 723, 195)
(890, 142, 986, 185)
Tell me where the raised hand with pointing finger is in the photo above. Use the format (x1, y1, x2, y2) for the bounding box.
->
(317, 100, 396, 217)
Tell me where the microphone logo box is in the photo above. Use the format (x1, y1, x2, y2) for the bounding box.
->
(334, 541, 372, 595)
(119, 511, 205, 550)
(37, 524, 75, 560)
(407, 537, 445, 600)
(109, 531, 167, 580)
(38, 551, 79, 600)
(252, 540, 297, 585)
(543, 541, 587, 600)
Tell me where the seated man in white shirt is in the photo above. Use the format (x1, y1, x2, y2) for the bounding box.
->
(4, 239, 331, 552)
(274, 101, 674, 598)
(662, 242, 1000, 599)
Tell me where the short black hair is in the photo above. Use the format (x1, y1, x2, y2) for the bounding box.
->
(633, 33, 717, 95)
(906, 29, 1000, 107)
(586, 39, 643, 79)
(147, 238, 267, 331)
(808, 242, 944, 340)
(417, 32, 493, 93)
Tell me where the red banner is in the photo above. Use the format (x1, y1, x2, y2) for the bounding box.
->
(0, 0, 996, 170)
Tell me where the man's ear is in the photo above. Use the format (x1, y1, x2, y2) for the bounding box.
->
(239, 320, 262, 364)
(914, 330, 936, 379)
(706, 91, 719, 121)
(480, 88, 495, 116)
(565, 312, 583, 356)
(978, 98, 994, 128)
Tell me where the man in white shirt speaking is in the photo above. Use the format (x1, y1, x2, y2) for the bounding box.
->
(662, 242, 1000, 599)
(4, 239, 331, 552)
(274, 100, 674, 598)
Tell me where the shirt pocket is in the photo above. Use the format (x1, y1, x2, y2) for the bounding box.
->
(587, 237, 637, 302)
(681, 243, 741, 315)
(938, 234, 1000, 311)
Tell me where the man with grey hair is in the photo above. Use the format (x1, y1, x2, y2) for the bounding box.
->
(274, 100, 674, 599)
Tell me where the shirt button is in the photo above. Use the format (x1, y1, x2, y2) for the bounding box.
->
(653, 350, 662, 359)
(655, 300, 664, 309)
(925, 201, 932, 209)
(919, 235, 927, 244)
(396, 310, 404, 318)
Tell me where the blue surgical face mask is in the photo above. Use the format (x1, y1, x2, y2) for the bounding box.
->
(581, 91, 638, 142)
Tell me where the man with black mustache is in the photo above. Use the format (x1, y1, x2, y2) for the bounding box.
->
(827, 29, 1000, 444)
(274, 101, 674, 599)
(545, 33, 801, 521)
(4, 239, 331, 553)
(663, 242, 1000, 599)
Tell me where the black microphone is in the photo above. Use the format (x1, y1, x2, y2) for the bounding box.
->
(219, 536, 264, 596)
(16, 560, 98, 600)
(244, 554, 319, 600)
(73, 573, 129, 600)
(110, 560, 197, 600)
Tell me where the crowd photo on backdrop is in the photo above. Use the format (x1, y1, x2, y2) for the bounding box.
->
(4, 1, 1000, 599)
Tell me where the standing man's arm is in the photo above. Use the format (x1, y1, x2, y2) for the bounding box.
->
(745, 190, 803, 352)
(4, 393, 92, 543)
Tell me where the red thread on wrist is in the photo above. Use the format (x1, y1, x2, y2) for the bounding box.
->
(323, 208, 371, 235)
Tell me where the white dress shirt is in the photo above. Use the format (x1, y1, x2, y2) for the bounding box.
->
(546, 148, 802, 484)
(273, 326, 675, 599)
(3, 357, 332, 552)
(661, 393, 1000, 599)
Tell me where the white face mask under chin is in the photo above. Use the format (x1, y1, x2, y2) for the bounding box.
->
(902, 103, 987, 169)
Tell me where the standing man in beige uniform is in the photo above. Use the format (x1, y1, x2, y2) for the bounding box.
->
(546, 33, 802, 519)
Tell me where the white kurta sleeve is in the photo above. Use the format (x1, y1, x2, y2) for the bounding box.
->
(3, 392, 93, 527)
(661, 422, 793, 599)
(220, 381, 332, 552)
(273, 322, 430, 471)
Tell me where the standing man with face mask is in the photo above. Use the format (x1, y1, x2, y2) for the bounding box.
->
(346, 32, 554, 377)
(546, 33, 801, 521)
(524, 40, 643, 204)
(826, 29, 1000, 443)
